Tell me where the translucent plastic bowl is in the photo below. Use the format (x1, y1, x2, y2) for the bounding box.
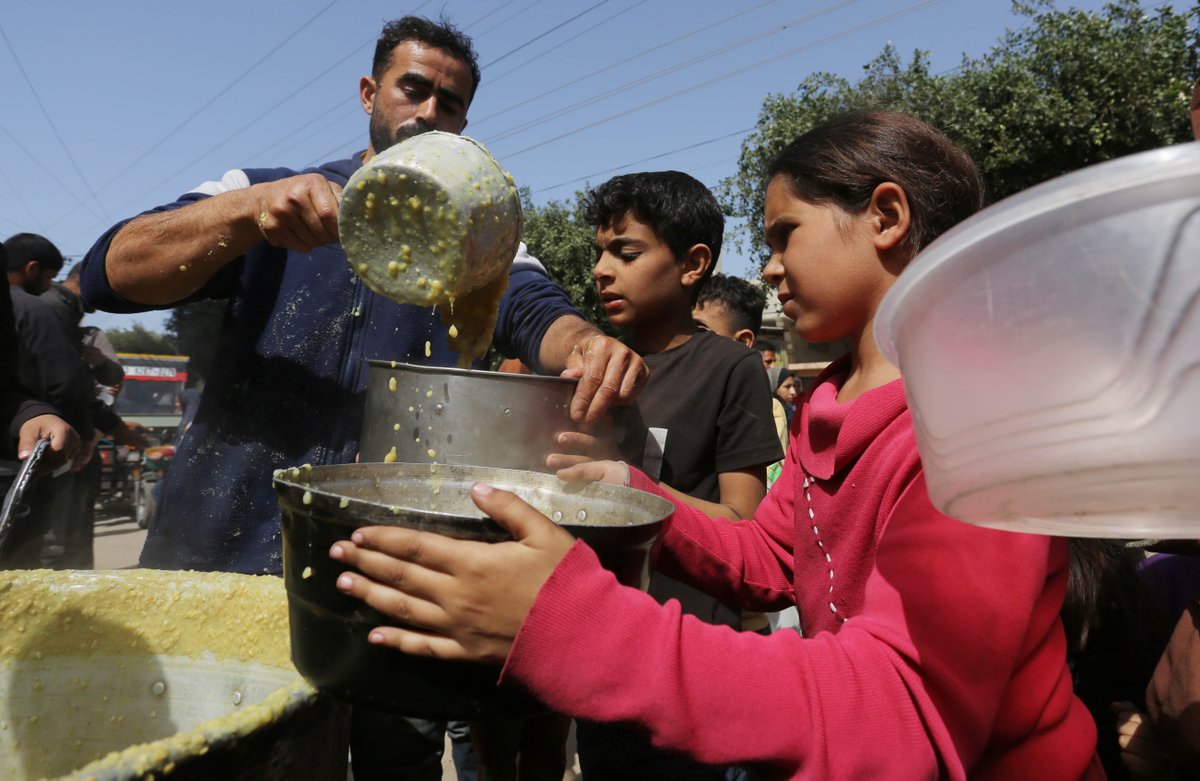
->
(876, 142, 1200, 538)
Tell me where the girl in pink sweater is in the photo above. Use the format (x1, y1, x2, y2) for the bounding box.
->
(330, 111, 1104, 779)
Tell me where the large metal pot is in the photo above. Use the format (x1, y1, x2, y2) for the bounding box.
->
(0, 569, 348, 780)
(274, 462, 672, 719)
(359, 361, 581, 471)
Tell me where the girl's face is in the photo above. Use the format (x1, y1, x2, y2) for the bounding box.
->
(776, 376, 797, 404)
(762, 177, 891, 344)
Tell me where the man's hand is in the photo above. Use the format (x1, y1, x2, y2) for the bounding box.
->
(110, 420, 152, 449)
(17, 414, 79, 472)
(330, 483, 576, 665)
(253, 175, 343, 253)
(562, 334, 648, 425)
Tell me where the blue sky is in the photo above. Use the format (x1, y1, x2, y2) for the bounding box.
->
(0, 0, 1171, 333)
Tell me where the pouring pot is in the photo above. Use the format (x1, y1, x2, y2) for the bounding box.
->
(359, 361, 581, 472)
(274, 462, 672, 718)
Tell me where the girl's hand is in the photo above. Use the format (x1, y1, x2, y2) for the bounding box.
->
(330, 483, 576, 665)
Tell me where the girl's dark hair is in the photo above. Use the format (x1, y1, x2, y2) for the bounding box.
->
(373, 16, 481, 101)
(767, 111, 984, 257)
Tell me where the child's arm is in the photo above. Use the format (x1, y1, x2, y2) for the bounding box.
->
(653, 465, 766, 519)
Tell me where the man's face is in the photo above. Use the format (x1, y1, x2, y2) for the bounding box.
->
(360, 41, 474, 160)
(761, 349, 777, 369)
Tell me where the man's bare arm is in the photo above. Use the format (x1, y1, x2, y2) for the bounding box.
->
(106, 174, 342, 305)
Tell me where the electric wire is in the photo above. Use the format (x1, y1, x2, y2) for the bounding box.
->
(0, 21, 112, 224)
(473, 0, 546, 39)
(532, 126, 753, 194)
(0, 126, 106, 225)
(94, 0, 347, 200)
(485, 0, 648, 85)
(495, 0, 947, 161)
(468, 0, 792, 127)
(481, 0, 613, 69)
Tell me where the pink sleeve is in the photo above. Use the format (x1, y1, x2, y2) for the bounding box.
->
(499, 475, 1095, 779)
(628, 451, 798, 611)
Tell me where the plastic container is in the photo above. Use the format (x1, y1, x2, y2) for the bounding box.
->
(875, 142, 1200, 538)
(0, 569, 348, 780)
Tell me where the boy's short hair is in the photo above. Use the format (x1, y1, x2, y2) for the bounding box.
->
(755, 340, 778, 354)
(583, 171, 724, 293)
(696, 273, 766, 335)
(4, 233, 63, 273)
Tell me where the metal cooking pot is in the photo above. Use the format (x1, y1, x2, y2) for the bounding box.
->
(359, 361, 581, 471)
(274, 462, 672, 719)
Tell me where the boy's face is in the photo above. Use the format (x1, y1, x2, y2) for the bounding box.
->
(593, 214, 702, 330)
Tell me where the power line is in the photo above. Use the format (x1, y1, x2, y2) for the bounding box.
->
(481, 0, 614, 69)
(466, 0, 528, 29)
(93, 0, 347, 200)
(482, 0, 863, 146)
(0, 125, 106, 226)
(0, 160, 44, 233)
(485, 0, 649, 85)
(468, 0, 793, 128)
(495, 0, 948, 161)
(474, 0, 546, 39)
(533, 126, 753, 194)
(0, 21, 111, 224)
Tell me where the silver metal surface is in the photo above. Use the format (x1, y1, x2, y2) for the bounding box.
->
(359, 361, 581, 472)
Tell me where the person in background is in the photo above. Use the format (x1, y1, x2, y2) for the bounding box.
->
(41, 261, 149, 568)
(694, 273, 800, 635)
(0, 241, 79, 497)
(78, 14, 644, 781)
(766, 366, 798, 428)
(329, 111, 1104, 780)
(6, 232, 95, 567)
(755, 340, 778, 369)
(550, 170, 783, 779)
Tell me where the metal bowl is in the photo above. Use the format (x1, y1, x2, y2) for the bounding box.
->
(359, 361, 581, 471)
(274, 462, 672, 719)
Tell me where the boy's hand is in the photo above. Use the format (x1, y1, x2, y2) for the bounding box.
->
(562, 335, 648, 424)
(330, 483, 576, 665)
(546, 429, 622, 470)
(1113, 700, 1176, 779)
(555, 459, 630, 487)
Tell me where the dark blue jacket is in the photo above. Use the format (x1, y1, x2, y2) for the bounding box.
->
(80, 157, 578, 573)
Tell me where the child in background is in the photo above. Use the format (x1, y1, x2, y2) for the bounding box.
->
(562, 171, 783, 778)
(330, 111, 1102, 779)
(693, 274, 789, 489)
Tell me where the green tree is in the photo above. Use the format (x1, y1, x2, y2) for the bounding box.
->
(519, 188, 612, 332)
(719, 0, 1200, 266)
(165, 299, 226, 384)
(107, 323, 178, 355)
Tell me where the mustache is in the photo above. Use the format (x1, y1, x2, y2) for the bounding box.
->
(395, 119, 437, 141)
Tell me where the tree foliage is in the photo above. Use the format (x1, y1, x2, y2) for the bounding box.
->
(107, 323, 178, 355)
(165, 299, 226, 383)
(718, 0, 1200, 266)
(519, 188, 613, 333)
